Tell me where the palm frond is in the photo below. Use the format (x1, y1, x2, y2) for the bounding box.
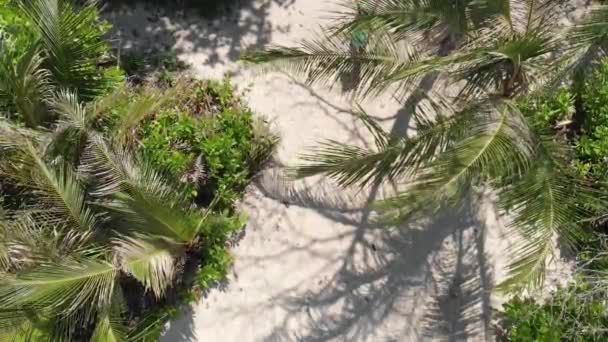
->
(111, 86, 171, 146)
(80, 136, 203, 242)
(568, 5, 608, 50)
(0, 258, 116, 318)
(0, 218, 44, 271)
(49, 90, 87, 130)
(456, 32, 558, 98)
(376, 101, 534, 223)
(0, 120, 41, 153)
(45, 90, 90, 164)
(90, 289, 127, 342)
(331, 0, 465, 45)
(295, 96, 478, 187)
(80, 136, 180, 202)
(0, 43, 53, 127)
(113, 235, 179, 298)
(497, 133, 596, 291)
(0, 134, 98, 233)
(18, 0, 112, 100)
(554, 5, 608, 82)
(0, 309, 42, 342)
(242, 32, 421, 97)
(91, 312, 127, 342)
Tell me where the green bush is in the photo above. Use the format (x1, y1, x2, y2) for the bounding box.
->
(500, 282, 608, 341)
(139, 77, 278, 211)
(0, 2, 276, 340)
(0, 0, 36, 53)
(576, 59, 608, 179)
(517, 87, 575, 129)
(129, 77, 275, 339)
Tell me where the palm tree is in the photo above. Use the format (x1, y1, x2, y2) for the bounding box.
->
(0, 0, 120, 128)
(243, 0, 608, 289)
(0, 126, 240, 340)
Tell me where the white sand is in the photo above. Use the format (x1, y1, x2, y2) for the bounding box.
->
(105, 1, 578, 340)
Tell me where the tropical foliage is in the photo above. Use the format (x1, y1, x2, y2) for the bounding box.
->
(499, 281, 608, 341)
(0, 0, 276, 340)
(0, 126, 243, 340)
(0, 0, 121, 127)
(139, 77, 278, 210)
(576, 58, 608, 180)
(242, 0, 608, 290)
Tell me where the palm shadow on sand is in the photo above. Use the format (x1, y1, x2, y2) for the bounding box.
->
(250, 169, 494, 341)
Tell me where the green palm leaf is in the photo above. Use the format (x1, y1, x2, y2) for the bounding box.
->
(242, 32, 421, 97)
(113, 235, 179, 298)
(18, 0, 112, 100)
(0, 258, 116, 316)
(80, 136, 203, 242)
(110, 86, 172, 146)
(568, 5, 608, 49)
(46, 86, 170, 163)
(0, 132, 98, 233)
(0, 310, 42, 342)
(90, 289, 127, 342)
(295, 98, 495, 187)
(330, 0, 504, 44)
(497, 134, 597, 290)
(0, 138, 96, 231)
(90, 313, 126, 342)
(0, 44, 53, 127)
(377, 101, 533, 222)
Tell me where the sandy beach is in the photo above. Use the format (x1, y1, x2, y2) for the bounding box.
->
(103, 0, 579, 340)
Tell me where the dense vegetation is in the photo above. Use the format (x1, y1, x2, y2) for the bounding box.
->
(496, 59, 608, 341)
(0, 0, 276, 340)
(5, 0, 608, 339)
(499, 283, 608, 341)
(138, 77, 278, 210)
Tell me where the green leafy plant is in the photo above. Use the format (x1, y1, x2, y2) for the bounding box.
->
(518, 87, 575, 129)
(576, 59, 608, 180)
(18, 0, 121, 99)
(0, 0, 36, 53)
(139, 77, 278, 210)
(500, 282, 608, 341)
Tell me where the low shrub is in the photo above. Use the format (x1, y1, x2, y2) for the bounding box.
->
(499, 282, 608, 341)
(138, 77, 278, 211)
(517, 87, 575, 129)
(576, 59, 608, 179)
(0, 0, 36, 53)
